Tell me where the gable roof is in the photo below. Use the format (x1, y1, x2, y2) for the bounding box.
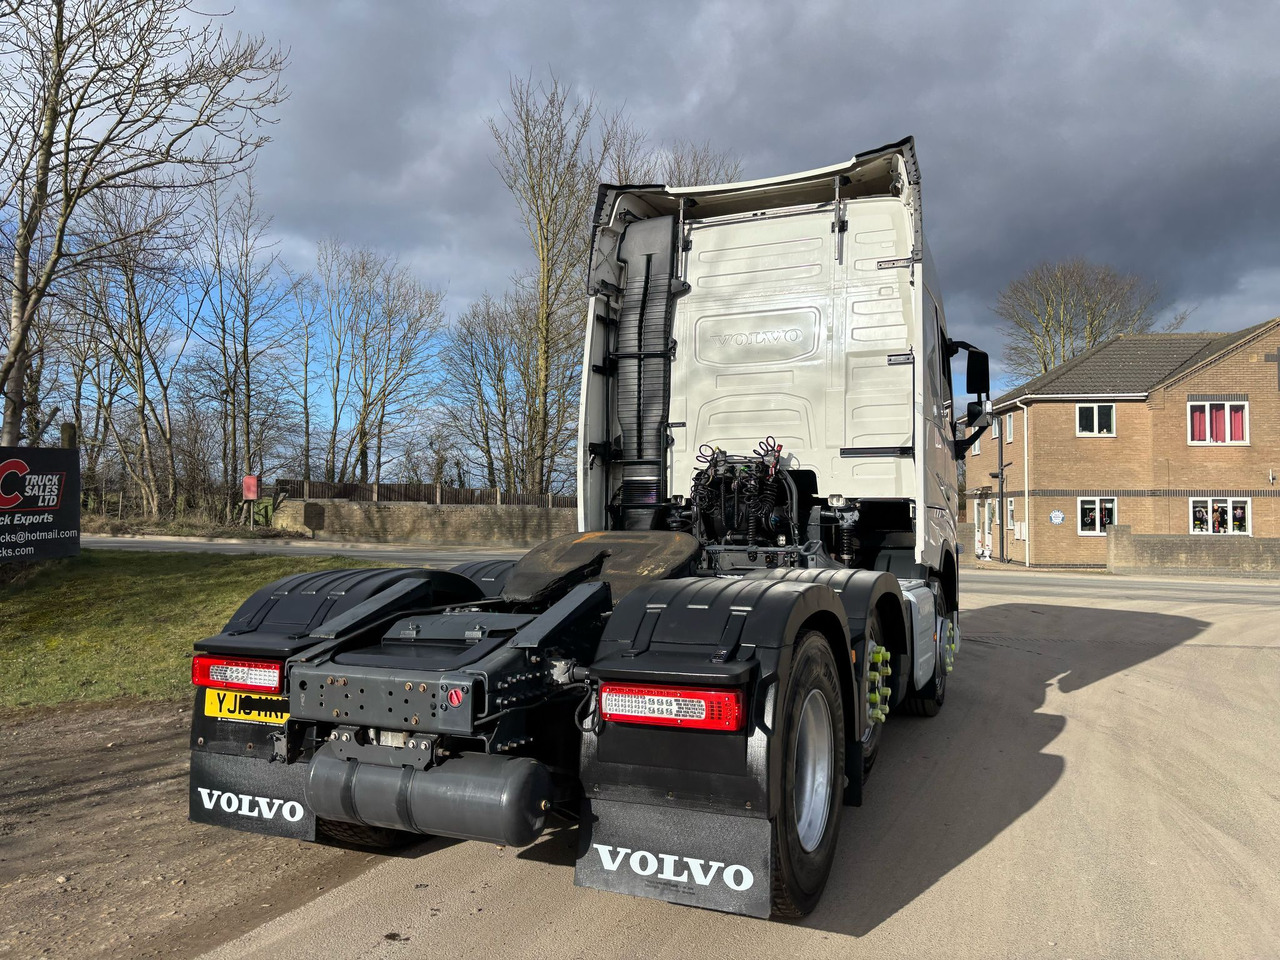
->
(991, 317, 1280, 409)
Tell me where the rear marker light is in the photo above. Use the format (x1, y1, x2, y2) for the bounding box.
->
(599, 683, 744, 731)
(192, 655, 284, 694)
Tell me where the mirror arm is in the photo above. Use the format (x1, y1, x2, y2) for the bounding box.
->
(954, 423, 989, 459)
(953, 401, 993, 459)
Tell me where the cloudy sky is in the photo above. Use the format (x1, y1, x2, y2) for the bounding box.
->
(234, 0, 1280, 376)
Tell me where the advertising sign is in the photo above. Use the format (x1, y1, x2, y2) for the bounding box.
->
(0, 446, 81, 564)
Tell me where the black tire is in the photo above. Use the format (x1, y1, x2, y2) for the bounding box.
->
(771, 630, 846, 919)
(317, 818, 414, 850)
(905, 579, 948, 717)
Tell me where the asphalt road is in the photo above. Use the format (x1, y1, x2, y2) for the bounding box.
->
(182, 558, 1280, 960)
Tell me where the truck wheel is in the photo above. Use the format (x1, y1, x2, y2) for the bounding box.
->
(317, 818, 414, 850)
(771, 630, 846, 918)
(905, 580, 947, 717)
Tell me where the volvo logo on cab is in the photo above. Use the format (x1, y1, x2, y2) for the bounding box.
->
(708, 328, 802, 347)
(592, 843, 755, 891)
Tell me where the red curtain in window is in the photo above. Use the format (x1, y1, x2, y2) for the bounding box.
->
(1190, 405, 1206, 442)
(1230, 404, 1245, 441)
(1209, 403, 1226, 442)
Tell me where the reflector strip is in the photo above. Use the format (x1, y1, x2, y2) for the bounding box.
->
(599, 683, 744, 730)
(192, 655, 284, 694)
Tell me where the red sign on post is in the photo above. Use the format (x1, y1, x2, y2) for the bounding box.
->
(242, 475, 261, 501)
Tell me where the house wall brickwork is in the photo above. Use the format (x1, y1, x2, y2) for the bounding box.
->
(966, 320, 1280, 569)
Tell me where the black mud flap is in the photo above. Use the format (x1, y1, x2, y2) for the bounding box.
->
(575, 798, 772, 918)
(189, 752, 316, 841)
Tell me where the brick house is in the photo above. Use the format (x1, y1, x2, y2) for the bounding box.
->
(965, 316, 1280, 567)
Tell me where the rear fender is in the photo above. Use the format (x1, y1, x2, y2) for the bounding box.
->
(745, 568, 909, 708)
(584, 576, 850, 821)
(450, 558, 518, 598)
(196, 568, 482, 660)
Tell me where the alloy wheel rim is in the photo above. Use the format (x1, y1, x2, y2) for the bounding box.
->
(793, 688, 834, 853)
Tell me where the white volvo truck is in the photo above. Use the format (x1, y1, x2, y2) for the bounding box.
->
(187, 136, 991, 919)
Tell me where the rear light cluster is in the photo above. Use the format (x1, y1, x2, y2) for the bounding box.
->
(192, 654, 283, 695)
(599, 683, 744, 731)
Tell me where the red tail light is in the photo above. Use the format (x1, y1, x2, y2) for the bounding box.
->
(599, 683, 744, 731)
(192, 654, 283, 694)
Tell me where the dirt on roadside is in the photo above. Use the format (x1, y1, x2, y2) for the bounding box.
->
(0, 701, 413, 959)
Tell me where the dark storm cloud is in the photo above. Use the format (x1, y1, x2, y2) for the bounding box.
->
(233, 0, 1280, 350)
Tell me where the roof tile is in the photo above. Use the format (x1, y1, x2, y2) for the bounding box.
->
(993, 318, 1280, 406)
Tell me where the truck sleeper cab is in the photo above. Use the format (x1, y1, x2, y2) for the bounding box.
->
(187, 137, 990, 920)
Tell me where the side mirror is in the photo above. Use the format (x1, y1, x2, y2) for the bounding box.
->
(966, 401, 985, 423)
(966, 349, 990, 396)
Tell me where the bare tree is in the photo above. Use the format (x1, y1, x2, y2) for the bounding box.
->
(0, 0, 287, 445)
(192, 175, 295, 517)
(440, 292, 522, 490)
(600, 114, 742, 187)
(348, 264, 444, 484)
(488, 73, 603, 494)
(600, 112, 661, 185)
(995, 258, 1185, 381)
(311, 240, 444, 483)
(439, 280, 582, 494)
(657, 138, 743, 186)
(78, 189, 198, 517)
(286, 271, 321, 482)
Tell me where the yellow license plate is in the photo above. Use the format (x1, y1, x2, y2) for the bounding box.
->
(203, 688, 289, 725)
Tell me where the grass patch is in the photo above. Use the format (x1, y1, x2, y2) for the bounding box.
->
(0, 549, 394, 710)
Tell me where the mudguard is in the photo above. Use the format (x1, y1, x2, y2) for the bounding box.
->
(575, 575, 853, 916)
(195, 567, 481, 660)
(450, 558, 518, 598)
(744, 567, 910, 707)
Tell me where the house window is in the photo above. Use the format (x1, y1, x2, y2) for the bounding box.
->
(1188, 401, 1248, 444)
(1076, 403, 1116, 437)
(1077, 497, 1116, 536)
(1190, 497, 1250, 535)
(1005, 413, 1014, 443)
(992, 417, 1000, 440)
(1007, 498, 1015, 526)
(971, 429, 981, 456)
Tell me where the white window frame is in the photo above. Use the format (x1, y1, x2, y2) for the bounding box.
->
(1189, 497, 1251, 535)
(1075, 402, 1116, 437)
(1004, 412, 1014, 444)
(1187, 401, 1249, 445)
(971, 429, 980, 456)
(1076, 496, 1116, 537)
(992, 416, 1000, 440)
(1007, 498, 1015, 526)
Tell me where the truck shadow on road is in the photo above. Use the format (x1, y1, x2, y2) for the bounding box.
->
(807, 602, 1208, 937)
